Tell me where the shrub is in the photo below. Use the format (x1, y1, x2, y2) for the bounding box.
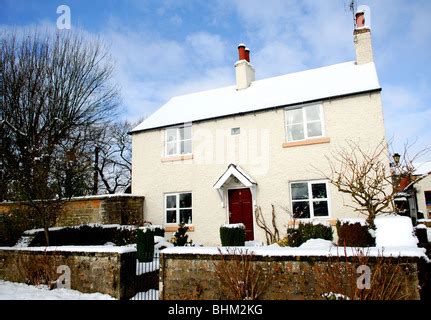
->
(171, 223, 192, 246)
(220, 224, 245, 246)
(153, 225, 165, 237)
(284, 222, 333, 247)
(313, 249, 416, 300)
(137, 227, 155, 262)
(336, 220, 375, 247)
(212, 248, 272, 300)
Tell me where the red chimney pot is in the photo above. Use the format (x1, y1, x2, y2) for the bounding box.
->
(244, 47, 250, 62)
(355, 11, 365, 28)
(238, 44, 247, 61)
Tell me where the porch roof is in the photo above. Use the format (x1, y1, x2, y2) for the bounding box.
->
(213, 164, 256, 189)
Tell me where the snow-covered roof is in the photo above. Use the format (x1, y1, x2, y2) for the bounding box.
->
(414, 161, 431, 176)
(132, 61, 381, 132)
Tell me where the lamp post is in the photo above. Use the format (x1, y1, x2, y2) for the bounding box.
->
(392, 153, 401, 166)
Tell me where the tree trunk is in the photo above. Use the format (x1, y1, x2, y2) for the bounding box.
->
(43, 226, 50, 246)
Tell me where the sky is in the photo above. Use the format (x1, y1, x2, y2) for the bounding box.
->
(0, 0, 430, 157)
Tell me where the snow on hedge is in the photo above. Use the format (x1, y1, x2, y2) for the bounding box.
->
(24, 223, 137, 235)
(0, 280, 114, 300)
(221, 223, 245, 229)
(375, 215, 418, 247)
(337, 218, 367, 226)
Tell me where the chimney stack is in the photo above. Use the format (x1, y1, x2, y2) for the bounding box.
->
(235, 43, 255, 90)
(353, 7, 374, 65)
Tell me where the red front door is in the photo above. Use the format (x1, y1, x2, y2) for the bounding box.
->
(228, 188, 254, 241)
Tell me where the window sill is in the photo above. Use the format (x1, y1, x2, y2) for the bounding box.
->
(165, 225, 195, 232)
(161, 154, 193, 162)
(282, 137, 330, 148)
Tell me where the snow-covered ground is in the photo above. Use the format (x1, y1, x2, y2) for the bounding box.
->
(162, 215, 428, 259)
(0, 280, 114, 300)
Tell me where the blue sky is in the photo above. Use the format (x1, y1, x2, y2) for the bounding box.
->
(1, 0, 430, 157)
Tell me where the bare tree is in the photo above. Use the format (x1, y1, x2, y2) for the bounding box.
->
(322, 139, 428, 228)
(0, 30, 120, 244)
(94, 120, 134, 194)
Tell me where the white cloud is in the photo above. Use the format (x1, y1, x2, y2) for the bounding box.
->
(185, 32, 227, 65)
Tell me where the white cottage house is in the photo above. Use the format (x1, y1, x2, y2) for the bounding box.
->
(130, 11, 389, 245)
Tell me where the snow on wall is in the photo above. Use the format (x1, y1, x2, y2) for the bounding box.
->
(161, 245, 426, 259)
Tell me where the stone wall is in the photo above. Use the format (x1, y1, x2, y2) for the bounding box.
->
(0, 248, 137, 300)
(0, 195, 145, 227)
(160, 252, 422, 300)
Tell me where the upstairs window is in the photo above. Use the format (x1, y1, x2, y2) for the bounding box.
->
(165, 125, 192, 156)
(285, 103, 324, 142)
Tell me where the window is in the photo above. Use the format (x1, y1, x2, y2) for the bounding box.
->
(425, 191, 431, 206)
(285, 104, 324, 142)
(231, 127, 240, 135)
(165, 192, 192, 224)
(165, 126, 192, 156)
(290, 181, 329, 219)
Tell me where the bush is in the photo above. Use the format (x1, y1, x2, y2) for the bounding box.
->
(171, 223, 192, 246)
(283, 222, 333, 247)
(220, 224, 246, 246)
(336, 220, 375, 247)
(137, 227, 155, 262)
(153, 225, 165, 237)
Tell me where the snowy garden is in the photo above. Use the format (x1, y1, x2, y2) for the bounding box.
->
(0, 214, 429, 300)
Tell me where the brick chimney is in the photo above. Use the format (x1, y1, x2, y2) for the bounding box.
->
(235, 43, 255, 90)
(353, 7, 374, 65)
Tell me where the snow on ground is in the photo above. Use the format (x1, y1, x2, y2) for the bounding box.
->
(245, 240, 264, 247)
(375, 215, 418, 247)
(299, 239, 334, 249)
(0, 280, 114, 300)
(130, 290, 159, 300)
(155, 236, 173, 250)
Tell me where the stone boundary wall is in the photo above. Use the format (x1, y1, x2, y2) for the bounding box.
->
(0, 248, 137, 300)
(160, 252, 422, 300)
(0, 195, 145, 227)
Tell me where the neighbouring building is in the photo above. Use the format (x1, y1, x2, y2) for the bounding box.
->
(395, 162, 431, 220)
(131, 10, 389, 245)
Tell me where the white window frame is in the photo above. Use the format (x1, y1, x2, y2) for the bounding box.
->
(164, 125, 192, 157)
(164, 192, 193, 225)
(285, 103, 325, 142)
(290, 180, 331, 219)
